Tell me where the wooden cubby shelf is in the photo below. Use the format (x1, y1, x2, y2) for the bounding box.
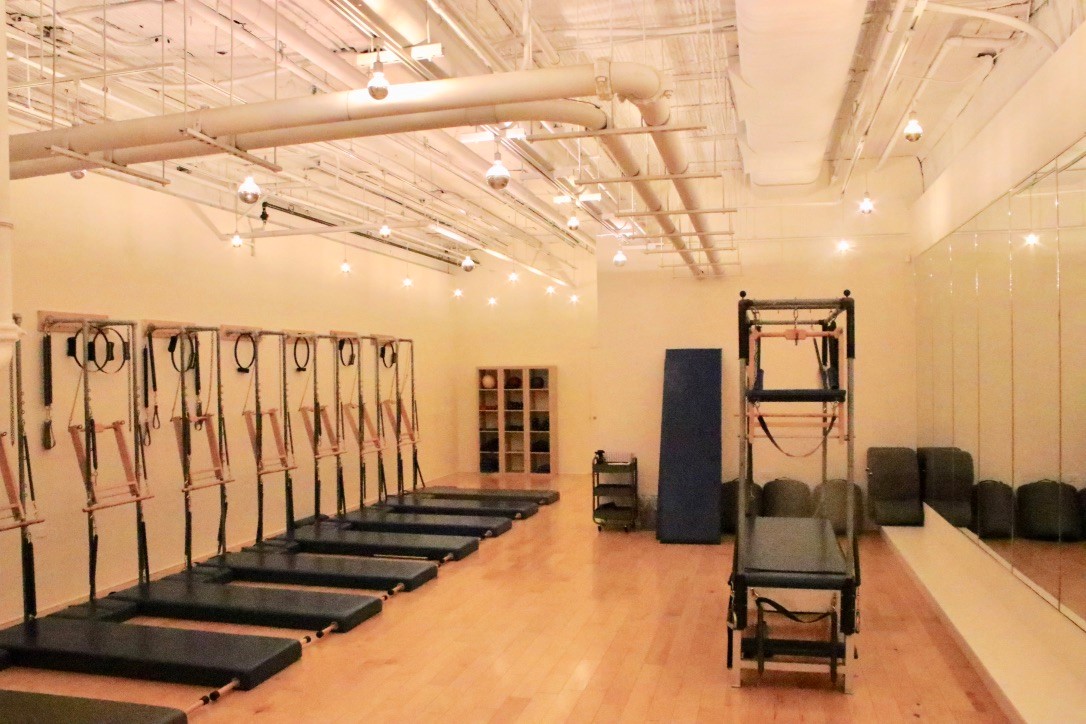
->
(477, 366, 555, 476)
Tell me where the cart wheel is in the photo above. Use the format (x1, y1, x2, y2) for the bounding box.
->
(597, 524, 602, 532)
(624, 525, 631, 533)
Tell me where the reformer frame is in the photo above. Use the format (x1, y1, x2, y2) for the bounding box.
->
(728, 293, 860, 692)
(40, 313, 152, 599)
(227, 326, 298, 541)
(146, 322, 233, 568)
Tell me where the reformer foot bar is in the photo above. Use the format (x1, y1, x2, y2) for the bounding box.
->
(727, 294, 860, 693)
(230, 328, 438, 591)
(0, 315, 298, 696)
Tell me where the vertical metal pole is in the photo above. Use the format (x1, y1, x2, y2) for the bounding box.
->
(253, 333, 264, 543)
(80, 321, 97, 601)
(312, 336, 321, 519)
(180, 331, 193, 569)
(281, 335, 294, 530)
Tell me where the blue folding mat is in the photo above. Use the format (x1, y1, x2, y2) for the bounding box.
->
(657, 348, 722, 543)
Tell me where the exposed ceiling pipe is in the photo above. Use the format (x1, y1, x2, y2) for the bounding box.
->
(629, 92, 725, 273)
(876, 36, 1013, 169)
(11, 100, 606, 176)
(836, 0, 929, 196)
(926, 2, 1059, 53)
(184, 0, 333, 91)
(10, 64, 666, 163)
(731, 0, 867, 186)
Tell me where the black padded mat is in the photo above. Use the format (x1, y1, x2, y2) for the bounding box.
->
(208, 550, 438, 592)
(0, 690, 187, 724)
(285, 524, 478, 561)
(341, 509, 512, 537)
(383, 494, 538, 519)
(113, 576, 383, 632)
(743, 517, 847, 575)
(0, 617, 299, 689)
(420, 486, 559, 504)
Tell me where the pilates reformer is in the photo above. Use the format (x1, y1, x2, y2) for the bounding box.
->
(102, 323, 383, 633)
(727, 294, 860, 692)
(0, 320, 187, 723)
(371, 337, 541, 520)
(332, 335, 513, 538)
(218, 327, 436, 593)
(0, 314, 300, 693)
(270, 332, 479, 561)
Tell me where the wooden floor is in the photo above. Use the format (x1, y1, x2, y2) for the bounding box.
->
(0, 473, 1007, 722)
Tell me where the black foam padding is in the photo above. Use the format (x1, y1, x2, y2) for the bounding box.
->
(747, 389, 846, 403)
(383, 494, 538, 519)
(657, 348, 722, 543)
(720, 480, 761, 535)
(284, 523, 478, 561)
(420, 486, 559, 505)
(813, 480, 864, 534)
(762, 479, 814, 518)
(972, 480, 1014, 539)
(340, 509, 511, 538)
(0, 690, 187, 724)
(866, 447, 923, 526)
(1080, 488, 1086, 536)
(0, 650, 9, 670)
(52, 597, 141, 622)
(112, 575, 383, 632)
(918, 448, 973, 527)
(208, 550, 437, 592)
(0, 617, 299, 690)
(1015, 480, 1083, 541)
(732, 517, 856, 633)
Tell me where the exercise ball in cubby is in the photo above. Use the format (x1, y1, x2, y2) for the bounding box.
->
(481, 374, 496, 389)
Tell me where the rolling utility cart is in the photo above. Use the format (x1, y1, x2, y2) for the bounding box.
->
(592, 454, 638, 532)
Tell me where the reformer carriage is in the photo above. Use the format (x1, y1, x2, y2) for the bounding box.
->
(727, 292, 860, 692)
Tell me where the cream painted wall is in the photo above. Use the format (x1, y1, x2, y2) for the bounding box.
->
(0, 173, 459, 623)
(451, 260, 597, 475)
(595, 238, 918, 499)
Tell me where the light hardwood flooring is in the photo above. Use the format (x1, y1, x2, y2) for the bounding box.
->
(0, 473, 1006, 722)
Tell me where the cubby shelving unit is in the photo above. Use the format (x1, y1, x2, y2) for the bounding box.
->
(478, 366, 556, 476)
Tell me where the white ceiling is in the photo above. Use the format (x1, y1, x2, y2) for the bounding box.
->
(5, 0, 1081, 280)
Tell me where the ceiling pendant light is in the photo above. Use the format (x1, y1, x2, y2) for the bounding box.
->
(237, 175, 261, 204)
(567, 213, 580, 230)
(859, 192, 874, 215)
(487, 296, 497, 306)
(402, 276, 414, 288)
(837, 239, 852, 253)
(340, 260, 352, 273)
(1025, 232, 1039, 246)
(485, 151, 511, 190)
(461, 255, 476, 272)
(453, 288, 463, 298)
(569, 293, 580, 304)
(903, 113, 923, 143)
(230, 232, 244, 248)
(612, 248, 628, 267)
(508, 271, 519, 282)
(69, 169, 86, 180)
(545, 285, 556, 295)
(379, 222, 392, 239)
(367, 58, 390, 100)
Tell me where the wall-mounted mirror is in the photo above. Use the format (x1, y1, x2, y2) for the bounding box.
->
(917, 140, 1086, 632)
